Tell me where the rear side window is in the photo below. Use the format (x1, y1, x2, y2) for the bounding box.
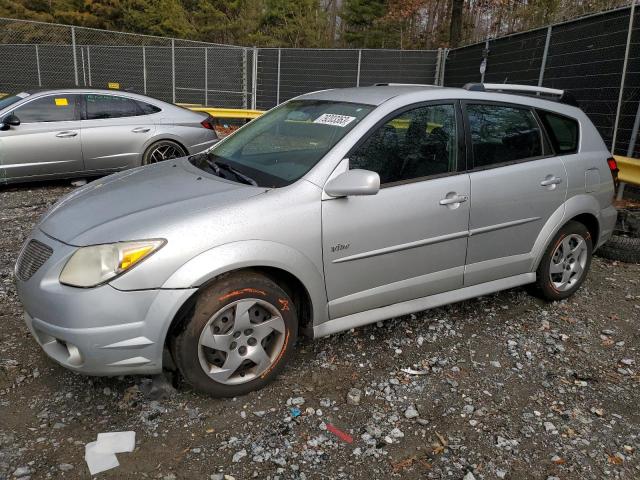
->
(537, 110, 579, 154)
(136, 100, 161, 115)
(85, 94, 142, 120)
(466, 104, 543, 168)
(13, 95, 79, 123)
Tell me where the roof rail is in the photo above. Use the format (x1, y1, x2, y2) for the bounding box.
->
(373, 83, 438, 87)
(463, 83, 578, 107)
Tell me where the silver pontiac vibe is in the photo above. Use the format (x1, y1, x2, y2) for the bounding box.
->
(15, 84, 618, 397)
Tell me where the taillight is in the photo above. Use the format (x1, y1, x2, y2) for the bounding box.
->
(607, 156, 619, 187)
(201, 117, 214, 130)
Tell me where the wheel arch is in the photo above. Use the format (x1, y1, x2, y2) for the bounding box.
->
(160, 240, 327, 351)
(531, 195, 603, 270)
(140, 136, 190, 165)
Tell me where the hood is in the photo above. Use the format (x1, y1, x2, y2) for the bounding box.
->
(39, 159, 264, 244)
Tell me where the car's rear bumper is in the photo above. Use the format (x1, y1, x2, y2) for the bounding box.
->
(597, 204, 618, 248)
(16, 229, 196, 376)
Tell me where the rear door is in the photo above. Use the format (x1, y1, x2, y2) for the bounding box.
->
(80, 93, 156, 171)
(462, 101, 568, 285)
(322, 102, 470, 319)
(0, 94, 83, 181)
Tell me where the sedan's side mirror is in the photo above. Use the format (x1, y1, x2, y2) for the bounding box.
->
(324, 169, 380, 198)
(1, 114, 20, 130)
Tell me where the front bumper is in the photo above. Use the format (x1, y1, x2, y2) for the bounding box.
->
(16, 229, 196, 376)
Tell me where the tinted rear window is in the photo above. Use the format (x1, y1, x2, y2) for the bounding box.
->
(86, 94, 141, 119)
(537, 110, 579, 154)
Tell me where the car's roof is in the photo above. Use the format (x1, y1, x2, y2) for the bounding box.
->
(298, 85, 448, 106)
(14, 88, 172, 105)
(297, 84, 583, 117)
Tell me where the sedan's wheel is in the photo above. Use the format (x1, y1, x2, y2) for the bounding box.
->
(142, 140, 187, 165)
(172, 271, 297, 397)
(534, 221, 593, 301)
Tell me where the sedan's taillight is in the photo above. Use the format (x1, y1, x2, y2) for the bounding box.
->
(201, 116, 215, 130)
(607, 156, 619, 185)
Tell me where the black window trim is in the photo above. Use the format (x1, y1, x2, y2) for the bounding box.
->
(81, 92, 148, 121)
(461, 99, 555, 173)
(534, 107, 581, 156)
(8, 93, 81, 123)
(345, 99, 466, 189)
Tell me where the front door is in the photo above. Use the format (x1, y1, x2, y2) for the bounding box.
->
(322, 102, 470, 319)
(0, 94, 83, 182)
(462, 102, 568, 285)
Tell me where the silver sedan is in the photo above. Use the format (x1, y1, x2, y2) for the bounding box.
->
(0, 89, 218, 184)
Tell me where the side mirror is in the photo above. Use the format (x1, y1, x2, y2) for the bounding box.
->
(2, 114, 20, 129)
(324, 169, 380, 198)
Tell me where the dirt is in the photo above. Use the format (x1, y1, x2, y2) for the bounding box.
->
(1, 181, 639, 480)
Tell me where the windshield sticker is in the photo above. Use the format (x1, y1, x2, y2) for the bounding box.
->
(54, 98, 69, 106)
(16, 92, 30, 98)
(313, 114, 356, 128)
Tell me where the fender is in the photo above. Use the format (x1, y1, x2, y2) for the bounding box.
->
(161, 240, 329, 326)
(530, 194, 603, 270)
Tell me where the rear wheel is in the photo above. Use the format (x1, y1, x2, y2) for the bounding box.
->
(534, 221, 592, 301)
(142, 140, 187, 165)
(172, 271, 297, 397)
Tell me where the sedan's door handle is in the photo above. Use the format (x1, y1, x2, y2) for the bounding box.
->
(540, 176, 562, 186)
(55, 131, 78, 138)
(132, 127, 151, 133)
(439, 194, 469, 205)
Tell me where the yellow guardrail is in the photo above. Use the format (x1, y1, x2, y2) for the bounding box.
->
(188, 107, 264, 120)
(614, 155, 640, 187)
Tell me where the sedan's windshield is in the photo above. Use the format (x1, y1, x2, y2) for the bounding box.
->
(0, 93, 29, 110)
(190, 100, 374, 187)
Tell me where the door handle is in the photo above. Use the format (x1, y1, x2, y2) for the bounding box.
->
(132, 127, 151, 133)
(439, 194, 468, 206)
(55, 131, 78, 138)
(540, 176, 562, 186)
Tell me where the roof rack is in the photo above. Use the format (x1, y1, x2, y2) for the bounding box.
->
(463, 83, 578, 107)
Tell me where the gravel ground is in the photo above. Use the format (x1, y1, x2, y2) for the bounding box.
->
(1, 181, 639, 480)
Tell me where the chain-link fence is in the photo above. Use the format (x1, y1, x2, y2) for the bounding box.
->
(0, 17, 440, 112)
(0, 18, 255, 108)
(443, 4, 640, 156)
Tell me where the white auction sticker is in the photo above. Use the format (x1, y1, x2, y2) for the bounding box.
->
(313, 113, 356, 127)
(16, 92, 30, 98)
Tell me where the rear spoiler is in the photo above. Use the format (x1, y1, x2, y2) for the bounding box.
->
(463, 83, 579, 107)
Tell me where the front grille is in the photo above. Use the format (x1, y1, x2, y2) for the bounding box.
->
(16, 239, 53, 281)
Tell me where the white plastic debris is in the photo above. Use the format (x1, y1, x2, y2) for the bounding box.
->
(401, 368, 429, 375)
(84, 431, 136, 475)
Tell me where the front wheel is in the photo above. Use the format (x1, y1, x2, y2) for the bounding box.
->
(172, 271, 298, 397)
(534, 221, 593, 301)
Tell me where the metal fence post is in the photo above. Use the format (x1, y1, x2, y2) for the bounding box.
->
(538, 25, 552, 87)
(87, 46, 92, 86)
(441, 49, 449, 86)
(171, 38, 176, 103)
(356, 49, 362, 87)
(204, 47, 208, 106)
(142, 46, 147, 94)
(242, 48, 248, 109)
(480, 39, 489, 83)
(276, 48, 282, 104)
(434, 48, 442, 85)
(251, 47, 258, 110)
(71, 26, 79, 86)
(612, 1, 636, 153)
(80, 47, 86, 86)
(35, 45, 42, 87)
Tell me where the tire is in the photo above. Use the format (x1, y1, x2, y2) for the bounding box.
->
(534, 221, 593, 301)
(172, 271, 298, 397)
(142, 140, 187, 165)
(596, 234, 640, 263)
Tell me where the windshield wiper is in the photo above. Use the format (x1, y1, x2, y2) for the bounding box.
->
(195, 156, 257, 186)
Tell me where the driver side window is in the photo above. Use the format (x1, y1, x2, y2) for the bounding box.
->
(350, 103, 457, 185)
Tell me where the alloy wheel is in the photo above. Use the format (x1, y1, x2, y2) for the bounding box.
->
(549, 233, 588, 292)
(197, 298, 286, 385)
(146, 142, 185, 164)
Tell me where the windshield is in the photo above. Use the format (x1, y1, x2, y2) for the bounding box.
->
(191, 100, 374, 187)
(0, 92, 29, 111)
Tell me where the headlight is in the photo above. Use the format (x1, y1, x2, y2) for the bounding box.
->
(59, 239, 165, 287)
